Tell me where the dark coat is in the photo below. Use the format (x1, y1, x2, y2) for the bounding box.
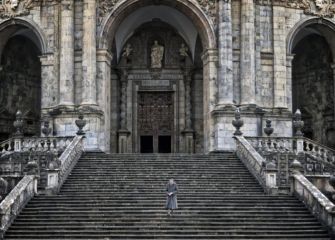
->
(165, 182, 178, 209)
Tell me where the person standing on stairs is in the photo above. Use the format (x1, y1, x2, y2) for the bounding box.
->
(166, 179, 178, 216)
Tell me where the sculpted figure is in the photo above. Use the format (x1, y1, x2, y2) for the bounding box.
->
(179, 43, 188, 57)
(151, 40, 164, 68)
(122, 43, 133, 58)
(315, 0, 327, 9)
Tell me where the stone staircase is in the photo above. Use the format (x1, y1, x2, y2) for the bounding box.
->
(4, 153, 332, 239)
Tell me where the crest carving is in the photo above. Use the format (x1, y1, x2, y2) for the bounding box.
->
(196, 0, 217, 25)
(0, 0, 36, 18)
(98, 0, 118, 25)
(275, 0, 335, 17)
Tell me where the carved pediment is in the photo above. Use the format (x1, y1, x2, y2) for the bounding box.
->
(275, 0, 335, 17)
(0, 0, 36, 18)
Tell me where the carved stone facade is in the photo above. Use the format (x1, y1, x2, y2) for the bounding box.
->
(0, 0, 334, 152)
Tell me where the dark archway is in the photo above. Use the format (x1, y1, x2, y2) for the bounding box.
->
(0, 26, 42, 141)
(292, 26, 335, 147)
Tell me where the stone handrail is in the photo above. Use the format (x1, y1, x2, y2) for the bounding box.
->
(46, 135, 85, 194)
(234, 136, 268, 191)
(292, 172, 335, 234)
(0, 175, 37, 238)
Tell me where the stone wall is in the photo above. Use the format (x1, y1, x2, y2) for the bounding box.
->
(0, 0, 334, 151)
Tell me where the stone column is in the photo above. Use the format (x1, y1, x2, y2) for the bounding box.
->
(240, 0, 256, 105)
(82, 0, 97, 106)
(183, 69, 194, 154)
(202, 49, 218, 152)
(273, 6, 287, 109)
(59, 0, 74, 106)
(118, 69, 130, 153)
(217, 0, 234, 106)
(40, 54, 57, 108)
(286, 54, 295, 111)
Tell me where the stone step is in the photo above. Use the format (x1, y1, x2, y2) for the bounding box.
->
(4, 153, 331, 239)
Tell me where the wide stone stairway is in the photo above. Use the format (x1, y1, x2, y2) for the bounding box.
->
(4, 153, 331, 239)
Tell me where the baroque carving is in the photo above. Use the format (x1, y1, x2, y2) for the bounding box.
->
(275, 0, 335, 17)
(0, 0, 36, 18)
(98, 0, 118, 24)
(196, 0, 217, 25)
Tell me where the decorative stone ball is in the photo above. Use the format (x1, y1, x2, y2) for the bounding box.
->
(290, 159, 303, 172)
(266, 161, 276, 171)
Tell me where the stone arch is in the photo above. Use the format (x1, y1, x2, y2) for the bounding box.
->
(98, 0, 216, 52)
(0, 18, 45, 140)
(287, 17, 335, 57)
(288, 17, 335, 147)
(0, 18, 47, 54)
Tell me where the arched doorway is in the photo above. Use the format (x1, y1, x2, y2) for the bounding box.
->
(290, 21, 335, 148)
(99, 1, 216, 153)
(0, 22, 43, 141)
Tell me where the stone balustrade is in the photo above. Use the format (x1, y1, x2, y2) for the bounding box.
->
(292, 172, 335, 235)
(246, 136, 335, 173)
(0, 136, 74, 156)
(246, 136, 295, 153)
(46, 135, 85, 194)
(234, 136, 278, 193)
(0, 175, 37, 238)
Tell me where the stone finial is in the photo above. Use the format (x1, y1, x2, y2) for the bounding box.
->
(41, 119, 52, 137)
(26, 159, 39, 175)
(293, 109, 304, 137)
(290, 159, 303, 173)
(75, 110, 86, 135)
(232, 108, 244, 136)
(13, 110, 24, 137)
(264, 119, 274, 137)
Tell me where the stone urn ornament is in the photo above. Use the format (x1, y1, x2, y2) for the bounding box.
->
(75, 111, 87, 135)
(232, 108, 244, 136)
(13, 110, 24, 136)
(264, 119, 274, 137)
(293, 109, 304, 137)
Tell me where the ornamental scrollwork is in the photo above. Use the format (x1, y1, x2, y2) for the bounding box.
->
(98, 0, 118, 25)
(0, 0, 37, 18)
(275, 0, 335, 18)
(196, 0, 217, 25)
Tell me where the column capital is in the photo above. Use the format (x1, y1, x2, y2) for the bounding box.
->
(97, 49, 113, 64)
(201, 48, 219, 65)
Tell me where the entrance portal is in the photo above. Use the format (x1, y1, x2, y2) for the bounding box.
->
(138, 92, 173, 153)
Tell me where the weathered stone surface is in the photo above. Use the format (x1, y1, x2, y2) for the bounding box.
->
(0, 0, 333, 151)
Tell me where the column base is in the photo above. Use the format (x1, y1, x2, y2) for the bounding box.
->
(182, 129, 194, 154)
(118, 129, 130, 153)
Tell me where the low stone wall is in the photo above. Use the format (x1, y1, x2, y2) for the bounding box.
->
(292, 173, 335, 236)
(0, 175, 37, 238)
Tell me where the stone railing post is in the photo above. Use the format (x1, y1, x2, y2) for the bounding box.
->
(264, 161, 278, 194)
(13, 110, 24, 152)
(293, 109, 304, 153)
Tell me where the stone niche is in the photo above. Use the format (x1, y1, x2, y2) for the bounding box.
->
(110, 19, 204, 153)
(0, 35, 41, 141)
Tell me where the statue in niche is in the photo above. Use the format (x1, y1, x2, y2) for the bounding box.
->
(179, 43, 189, 57)
(151, 40, 164, 68)
(122, 43, 133, 59)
